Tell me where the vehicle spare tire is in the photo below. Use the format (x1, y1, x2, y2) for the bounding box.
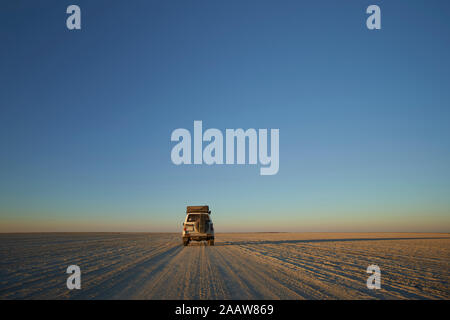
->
(199, 214, 206, 233)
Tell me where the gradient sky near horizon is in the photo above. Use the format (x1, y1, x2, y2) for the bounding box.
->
(1, 0, 450, 232)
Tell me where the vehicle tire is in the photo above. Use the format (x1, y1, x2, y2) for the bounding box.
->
(208, 239, 214, 246)
(183, 239, 189, 246)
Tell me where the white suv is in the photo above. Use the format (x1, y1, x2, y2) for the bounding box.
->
(182, 206, 215, 246)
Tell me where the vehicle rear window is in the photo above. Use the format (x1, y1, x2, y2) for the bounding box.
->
(187, 214, 199, 222)
(187, 214, 210, 222)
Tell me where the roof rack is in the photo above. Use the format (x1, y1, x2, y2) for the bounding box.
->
(186, 206, 210, 214)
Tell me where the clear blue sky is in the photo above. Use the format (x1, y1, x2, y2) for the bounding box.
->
(1, 0, 449, 232)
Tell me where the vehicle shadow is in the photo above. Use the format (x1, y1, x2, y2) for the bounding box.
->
(215, 237, 450, 246)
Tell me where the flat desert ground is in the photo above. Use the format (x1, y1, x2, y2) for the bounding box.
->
(0, 233, 449, 299)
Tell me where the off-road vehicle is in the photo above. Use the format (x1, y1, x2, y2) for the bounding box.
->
(182, 205, 214, 246)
